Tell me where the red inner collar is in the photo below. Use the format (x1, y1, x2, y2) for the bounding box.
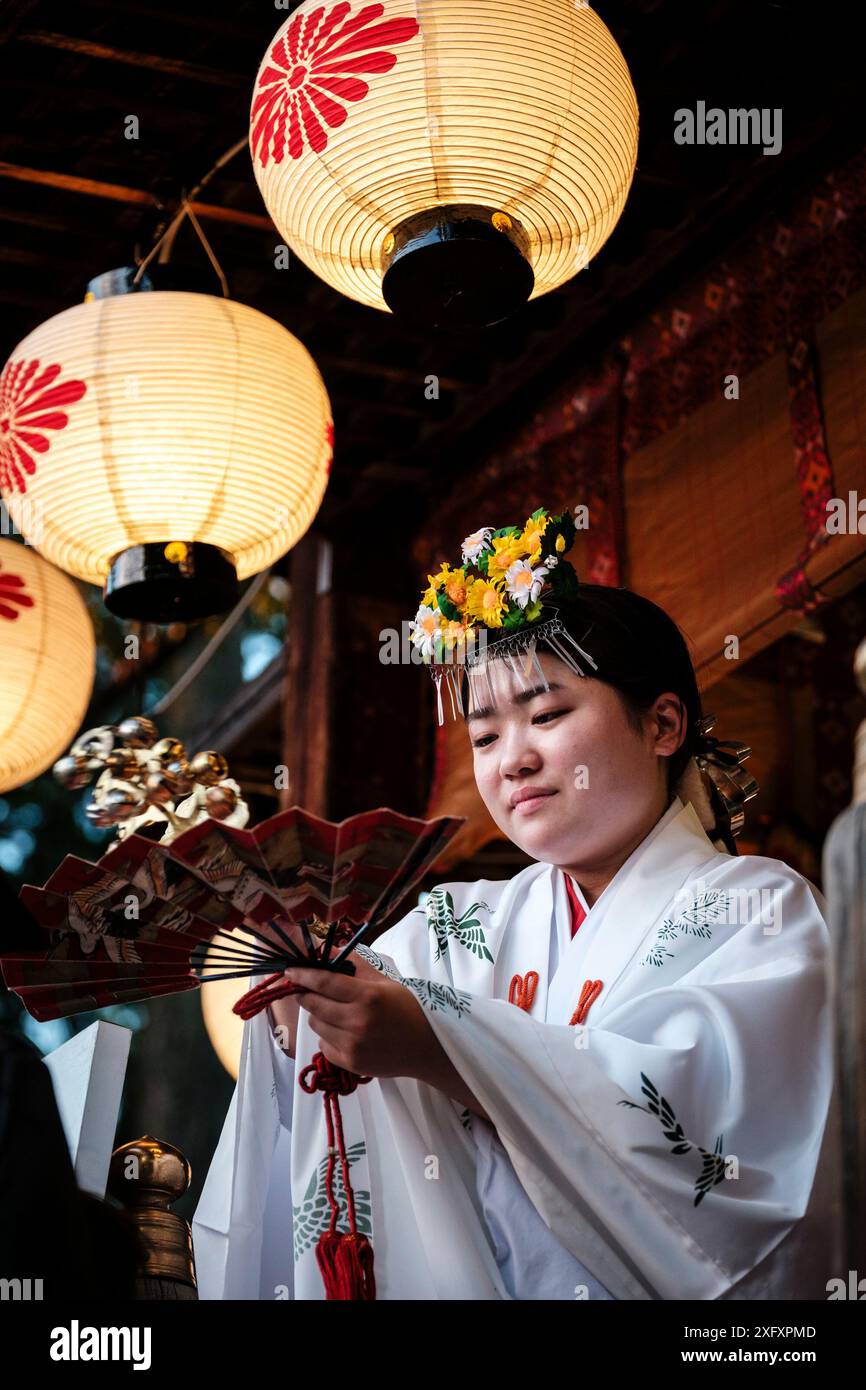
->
(563, 872, 587, 938)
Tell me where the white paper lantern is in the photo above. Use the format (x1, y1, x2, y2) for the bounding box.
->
(250, 0, 639, 326)
(0, 539, 95, 793)
(0, 281, 333, 620)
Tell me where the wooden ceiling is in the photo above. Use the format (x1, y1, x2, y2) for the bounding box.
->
(1, 0, 862, 547)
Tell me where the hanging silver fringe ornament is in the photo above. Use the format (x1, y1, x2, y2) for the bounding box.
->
(427, 615, 599, 726)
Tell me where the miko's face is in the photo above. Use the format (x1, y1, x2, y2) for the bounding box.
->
(467, 652, 673, 869)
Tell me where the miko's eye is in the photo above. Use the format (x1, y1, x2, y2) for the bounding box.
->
(532, 707, 570, 725)
(471, 732, 497, 749)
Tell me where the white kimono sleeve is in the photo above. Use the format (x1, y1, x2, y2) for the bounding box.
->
(401, 872, 834, 1301)
(192, 1005, 296, 1300)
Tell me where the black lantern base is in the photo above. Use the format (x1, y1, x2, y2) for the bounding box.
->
(104, 543, 239, 623)
(381, 204, 535, 329)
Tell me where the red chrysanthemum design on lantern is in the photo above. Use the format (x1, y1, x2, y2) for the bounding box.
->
(0, 565, 35, 622)
(251, 1, 419, 166)
(0, 359, 88, 496)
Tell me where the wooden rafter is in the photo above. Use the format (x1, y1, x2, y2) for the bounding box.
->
(0, 161, 273, 229)
(16, 29, 245, 87)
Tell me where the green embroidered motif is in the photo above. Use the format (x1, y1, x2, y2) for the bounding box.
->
(618, 1072, 726, 1207)
(355, 943, 403, 982)
(640, 891, 731, 968)
(420, 888, 494, 964)
(402, 977, 473, 1019)
(292, 1140, 372, 1262)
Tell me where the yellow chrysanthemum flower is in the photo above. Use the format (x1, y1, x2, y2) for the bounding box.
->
(521, 513, 547, 557)
(486, 534, 528, 584)
(442, 569, 469, 609)
(441, 618, 470, 648)
(426, 561, 454, 591)
(424, 562, 470, 612)
(466, 578, 508, 628)
(555, 533, 566, 553)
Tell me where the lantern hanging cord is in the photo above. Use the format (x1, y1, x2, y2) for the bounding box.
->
(146, 566, 272, 718)
(134, 135, 247, 292)
(182, 199, 229, 297)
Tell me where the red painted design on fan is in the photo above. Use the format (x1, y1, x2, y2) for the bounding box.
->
(0, 565, 35, 622)
(0, 358, 88, 496)
(251, 2, 420, 167)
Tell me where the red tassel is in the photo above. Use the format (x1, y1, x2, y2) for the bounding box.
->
(299, 1052, 377, 1300)
(315, 1230, 377, 1301)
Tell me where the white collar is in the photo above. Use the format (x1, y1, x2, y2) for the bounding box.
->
(545, 796, 720, 1022)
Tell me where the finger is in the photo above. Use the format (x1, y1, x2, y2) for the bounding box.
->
(283, 966, 360, 1002)
(349, 954, 386, 982)
(308, 1019, 350, 1055)
(294, 992, 354, 1028)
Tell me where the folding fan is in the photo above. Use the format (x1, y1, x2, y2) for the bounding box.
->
(0, 807, 462, 1022)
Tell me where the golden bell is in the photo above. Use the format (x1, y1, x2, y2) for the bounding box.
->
(142, 772, 176, 807)
(189, 750, 229, 786)
(117, 715, 160, 749)
(53, 752, 94, 790)
(152, 737, 186, 767)
(205, 784, 237, 819)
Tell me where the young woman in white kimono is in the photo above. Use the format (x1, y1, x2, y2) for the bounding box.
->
(193, 508, 839, 1301)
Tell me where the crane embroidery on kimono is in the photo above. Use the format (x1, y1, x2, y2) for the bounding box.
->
(355, 943, 403, 983)
(292, 1141, 372, 1262)
(618, 1072, 727, 1206)
(639, 890, 731, 968)
(401, 977, 473, 1019)
(420, 888, 494, 964)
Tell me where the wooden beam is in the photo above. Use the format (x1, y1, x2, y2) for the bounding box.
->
(16, 30, 245, 87)
(0, 0, 41, 44)
(0, 162, 273, 230)
(80, 0, 256, 44)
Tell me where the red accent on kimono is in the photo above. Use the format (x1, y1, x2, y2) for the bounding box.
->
(508, 970, 539, 1012)
(251, 2, 420, 167)
(0, 358, 87, 496)
(570, 978, 603, 1027)
(564, 872, 587, 938)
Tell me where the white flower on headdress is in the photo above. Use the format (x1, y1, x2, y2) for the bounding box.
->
(409, 604, 441, 659)
(545, 554, 559, 568)
(504, 558, 549, 609)
(460, 527, 495, 565)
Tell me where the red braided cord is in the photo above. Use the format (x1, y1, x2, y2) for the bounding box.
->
(569, 978, 603, 1027)
(299, 1052, 373, 1236)
(232, 971, 306, 1019)
(508, 970, 539, 1012)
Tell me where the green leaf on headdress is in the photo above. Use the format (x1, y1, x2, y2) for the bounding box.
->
(555, 510, 577, 552)
(502, 604, 527, 632)
(476, 551, 490, 577)
(525, 598, 543, 623)
(550, 560, 580, 602)
(436, 590, 460, 622)
(493, 525, 522, 539)
(529, 507, 548, 523)
(540, 517, 560, 554)
(542, 510, 576, 557)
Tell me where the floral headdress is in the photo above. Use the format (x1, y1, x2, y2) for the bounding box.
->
(409, 507, 599, 723)
(409, 506, 759, 849)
